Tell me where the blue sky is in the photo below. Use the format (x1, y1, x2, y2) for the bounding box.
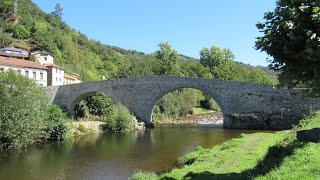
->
(32, 0, 276, 66)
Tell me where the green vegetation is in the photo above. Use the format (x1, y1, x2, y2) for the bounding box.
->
(0, 0, 277, 84)
(256, 0, 320, 96)
(130, 171, 158, 180)
(131, 112, 320, 179)
(192, 108, 210, 115)
(102, 104, 134, 132)
(153, 88, 221, 122)
(75, 92, 134, 132)
(0, 71, 70, 150)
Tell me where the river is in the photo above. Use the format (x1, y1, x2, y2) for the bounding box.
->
(0, 124, 270, 180)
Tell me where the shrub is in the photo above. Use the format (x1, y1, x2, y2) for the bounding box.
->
(0, 71, 49, 150)
(102, 104, 134, 132)
(44, 105, 71, 141)
(86, 92, 114, 116)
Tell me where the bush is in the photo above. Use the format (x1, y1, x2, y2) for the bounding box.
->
(44, 105, 71, 141)
(0, 71, 49, 150)
(86, 92, 114, 116)
(102, 104, 134, 132)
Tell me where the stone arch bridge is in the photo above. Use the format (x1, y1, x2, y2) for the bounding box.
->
(45, 76, 320, 130)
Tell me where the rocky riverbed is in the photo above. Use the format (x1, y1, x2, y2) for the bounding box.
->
(156, 111, 223, 125)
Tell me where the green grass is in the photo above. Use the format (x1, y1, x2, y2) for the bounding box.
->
(131, 111, 320, 180)
(192, 108, 210, 115)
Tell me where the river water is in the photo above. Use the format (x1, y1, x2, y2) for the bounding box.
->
(0, 124, 269, 180)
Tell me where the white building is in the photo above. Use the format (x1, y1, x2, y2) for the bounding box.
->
(0, 56, 48, 86)
(32, 51, 54, 65)
(44, 64, 65, 86)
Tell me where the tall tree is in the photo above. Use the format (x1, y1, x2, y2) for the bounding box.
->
(52, 3, 63, 19)
(155, 42, 180, 75)
(256, 0, 320, 96)
(200, 46, 235, 79)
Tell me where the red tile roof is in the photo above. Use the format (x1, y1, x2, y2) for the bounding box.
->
(44, 63, 65, 70)
(0, 56, 48, 70)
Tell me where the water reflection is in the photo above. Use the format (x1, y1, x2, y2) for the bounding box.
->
(0, 125, 271, 180)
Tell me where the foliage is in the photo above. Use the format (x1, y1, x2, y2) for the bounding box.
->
(102, 104, 134, 132)
(256, 0, 320, 96)
(0, 71, 48, 150)
(86, 92, 114, 116)
(0, 71, 71, 150)
(155, 42, 181, 76)
(44, 105, 71, 141)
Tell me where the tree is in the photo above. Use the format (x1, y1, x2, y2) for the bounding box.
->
(200, 46, 235, 79)
(52, 3, 63, 19)
(155, 42, 180, 75)
(256, 0, 320, 96)
(0, 71, 48, 149)
(0, 71, 70, 150)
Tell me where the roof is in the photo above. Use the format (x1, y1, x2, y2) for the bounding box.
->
(31, 51, 53, 56)
(44, 63, 65, 70)
(1, 47, 29, 53)
(0, 52, 29, 58)
(0, 56, 48, 70)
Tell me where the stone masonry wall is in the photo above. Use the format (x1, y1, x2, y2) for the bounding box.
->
(45, 76, 320, 130)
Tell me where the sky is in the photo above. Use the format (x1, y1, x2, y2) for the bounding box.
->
(31, 0, 277, 66)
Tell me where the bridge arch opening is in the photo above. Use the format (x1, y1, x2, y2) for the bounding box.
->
(151, 88, 224, 126)
(72, 91, 118, 119)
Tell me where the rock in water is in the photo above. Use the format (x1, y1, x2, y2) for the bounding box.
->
(296, 128, 320, 143)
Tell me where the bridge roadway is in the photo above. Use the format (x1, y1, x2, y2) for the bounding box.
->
(45, 76, 320, 130)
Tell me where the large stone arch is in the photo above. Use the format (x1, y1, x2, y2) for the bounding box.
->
(148, 86, 226, 125)
(45, 76, 320, 130)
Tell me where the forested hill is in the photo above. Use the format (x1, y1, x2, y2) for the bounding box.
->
(0, 0, 277, 84)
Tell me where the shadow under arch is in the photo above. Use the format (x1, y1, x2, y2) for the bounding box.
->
(149, 86, 226, 126)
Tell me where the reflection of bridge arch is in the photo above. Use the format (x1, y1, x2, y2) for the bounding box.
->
(45, 76, 320, 130)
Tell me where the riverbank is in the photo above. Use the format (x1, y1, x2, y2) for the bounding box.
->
(132, 111, 320, 179)
(156, 111, 223, 125)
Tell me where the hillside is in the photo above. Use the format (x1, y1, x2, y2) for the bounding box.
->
(0, 0, 277, 84)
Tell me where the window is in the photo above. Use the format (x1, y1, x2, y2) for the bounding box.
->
(0, 68, 4, 72)
(25, 71, 29, 77)
(40, 73, 43, 81)
(56, 77, 58, 82)
(56, 68, 58, 73)
(44, 57, 47, 61)
(33, 72, 36, 80)
(17, 70, 21, 74)
(59, 78, 61, 82)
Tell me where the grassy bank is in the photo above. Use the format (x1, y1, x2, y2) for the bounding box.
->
(131, 111, 320, 179)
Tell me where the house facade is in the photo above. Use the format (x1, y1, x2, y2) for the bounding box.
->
(0, 47, 82, 86)
(31, 51, 54, 65)
(64, 73, 81, 85)
(0, 56, 48, 86)
(44, 64, 65, 86)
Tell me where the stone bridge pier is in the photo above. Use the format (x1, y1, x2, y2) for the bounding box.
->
(45, 76, 320, 130)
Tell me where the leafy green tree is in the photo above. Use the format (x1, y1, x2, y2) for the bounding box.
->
(256, 0, 320, 96)
(0, 71, 48, 150)
(86, 92, 114, 116)
(200, 46, 235, 80)
(13, 24, 30, 39)
(155, 42, 181, 75)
